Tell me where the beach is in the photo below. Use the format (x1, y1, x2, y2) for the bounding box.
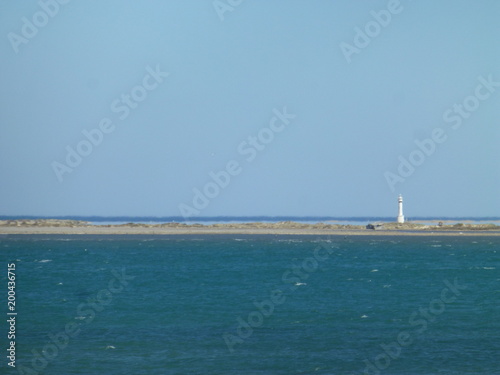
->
(1, 220, 499, 236)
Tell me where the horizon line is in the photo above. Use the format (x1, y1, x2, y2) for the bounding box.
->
(1, 215, 499, 220)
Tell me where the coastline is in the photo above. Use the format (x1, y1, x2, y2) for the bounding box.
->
(0, 220, 499, 236)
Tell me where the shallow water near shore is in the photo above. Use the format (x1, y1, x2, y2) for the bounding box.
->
(1, 235, 499, 374)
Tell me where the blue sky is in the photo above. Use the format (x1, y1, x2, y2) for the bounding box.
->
(1, 0, 499, 218)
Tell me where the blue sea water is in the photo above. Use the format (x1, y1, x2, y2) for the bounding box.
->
(1, 235, 499, 374)
(2, 215, 500, 226)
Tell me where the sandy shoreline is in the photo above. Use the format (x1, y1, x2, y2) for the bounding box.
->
(0, 220, 499, 236)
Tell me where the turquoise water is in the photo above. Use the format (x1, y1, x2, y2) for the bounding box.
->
(1, 235, 499, 374)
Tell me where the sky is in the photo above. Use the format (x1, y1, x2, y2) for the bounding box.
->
(0, 0, 499, 218)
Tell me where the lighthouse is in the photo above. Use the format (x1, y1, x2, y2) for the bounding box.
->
(397, 194, 405, 223)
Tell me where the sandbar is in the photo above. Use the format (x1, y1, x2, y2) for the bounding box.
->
(0, 220, 499, 236)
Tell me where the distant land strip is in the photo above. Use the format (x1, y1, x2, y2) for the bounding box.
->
(0, 220, 499, 236)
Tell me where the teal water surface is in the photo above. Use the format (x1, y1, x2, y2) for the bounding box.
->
(1, 235, 499, 374)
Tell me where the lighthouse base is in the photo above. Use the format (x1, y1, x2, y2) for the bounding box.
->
(397, 216, 405, 224)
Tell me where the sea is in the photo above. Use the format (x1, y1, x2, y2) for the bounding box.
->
(1, 215, 500, 226)
(1, 217, 499, 374)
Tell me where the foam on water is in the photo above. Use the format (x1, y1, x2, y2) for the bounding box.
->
(1, 235, 499, 374)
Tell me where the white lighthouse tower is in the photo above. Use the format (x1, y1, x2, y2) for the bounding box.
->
(397, 194, 405, 223)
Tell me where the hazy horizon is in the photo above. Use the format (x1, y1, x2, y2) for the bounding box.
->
(2, 215, 499, 221)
